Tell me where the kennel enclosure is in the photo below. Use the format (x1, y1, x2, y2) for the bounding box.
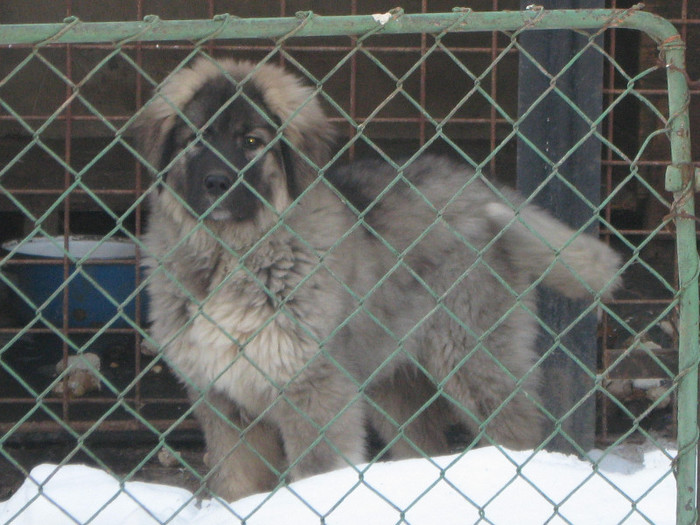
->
(0, 3, 697, 523)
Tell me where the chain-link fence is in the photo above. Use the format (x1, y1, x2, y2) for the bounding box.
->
(0, 4, 697, 524)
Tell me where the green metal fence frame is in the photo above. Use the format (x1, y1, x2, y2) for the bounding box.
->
(0, 6, 697, 523)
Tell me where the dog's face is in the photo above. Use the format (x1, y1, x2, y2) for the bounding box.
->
(163, 78, 288, 223)
(134, 59, 335, 228)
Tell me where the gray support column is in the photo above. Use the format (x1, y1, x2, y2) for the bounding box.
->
(517, 0, 605, 453)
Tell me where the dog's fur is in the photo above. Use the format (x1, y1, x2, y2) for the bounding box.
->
(134, 58, 621, 501)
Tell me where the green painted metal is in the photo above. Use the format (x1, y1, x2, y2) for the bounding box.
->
(659, 22, 699, 525)
(0, 5, 696, 522)
(0, 6, 684, 46)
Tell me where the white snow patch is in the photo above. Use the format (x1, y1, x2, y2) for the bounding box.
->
(1, 447, 677, 524)
(372, 12, 392, 25)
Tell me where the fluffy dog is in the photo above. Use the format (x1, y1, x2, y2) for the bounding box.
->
(134, 57, 621, 501)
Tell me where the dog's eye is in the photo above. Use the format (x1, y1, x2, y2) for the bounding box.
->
(243, 135, 262, 150)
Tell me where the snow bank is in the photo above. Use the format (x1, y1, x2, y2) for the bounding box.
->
(0, 446, 676, 524)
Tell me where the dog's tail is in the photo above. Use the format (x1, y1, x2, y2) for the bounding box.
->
(484, 202, 621, 300)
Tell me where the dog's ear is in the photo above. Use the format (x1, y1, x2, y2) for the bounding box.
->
(130, 59, 232, 176)
(130, 110, 178, 178)
(277, 135, 300, 199)
(130, 108, 167, 176)
(250, 63, 337, 192)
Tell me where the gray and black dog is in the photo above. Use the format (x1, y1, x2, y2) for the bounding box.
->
(134, 58, 621, 501)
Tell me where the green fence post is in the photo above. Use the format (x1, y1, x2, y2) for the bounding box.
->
(660, 30, 699, 525)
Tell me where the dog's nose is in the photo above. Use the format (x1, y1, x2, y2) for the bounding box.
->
(204, 173, 233, 196)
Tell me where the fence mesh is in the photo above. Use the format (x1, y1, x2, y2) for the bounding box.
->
(0, 3, 697, 524)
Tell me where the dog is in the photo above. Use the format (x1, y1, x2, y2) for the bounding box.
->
(134, 57, 621, 501)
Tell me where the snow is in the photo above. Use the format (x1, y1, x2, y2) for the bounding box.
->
(1, 446, 676, 524)
(371, 12, 393, 25)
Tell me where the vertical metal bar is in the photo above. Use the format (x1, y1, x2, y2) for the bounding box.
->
(278, 1, 286, 67)
(600, 0, 618, 446)
(490, 0, 499, 177)
(418, 0, 427, 147)
(206, 0, 215, 56)
(661, 31, 699, 525)
(680, 0, 688, 41)
(61, 0, 74, 425)
(349, 0, 357, 160)
(133, 0, 144, 414)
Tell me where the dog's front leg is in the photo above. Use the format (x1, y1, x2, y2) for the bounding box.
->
(272, 376, 366, 480)
(189, 388, 287, 502)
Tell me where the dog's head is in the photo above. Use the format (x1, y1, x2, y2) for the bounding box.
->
(133, 58, 335, 225)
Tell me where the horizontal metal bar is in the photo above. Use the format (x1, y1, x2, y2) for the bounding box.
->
(0, 396, 186, 404)
(0, 7, 680, 47)
(0, 418, 198, 436)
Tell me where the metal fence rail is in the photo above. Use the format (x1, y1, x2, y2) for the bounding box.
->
(0, 8, 687, 43)
(0, 6, 697, 524)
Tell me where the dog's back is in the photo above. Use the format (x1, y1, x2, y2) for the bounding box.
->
(329, 155, 620, 299)
(328, 155, 620, 455)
